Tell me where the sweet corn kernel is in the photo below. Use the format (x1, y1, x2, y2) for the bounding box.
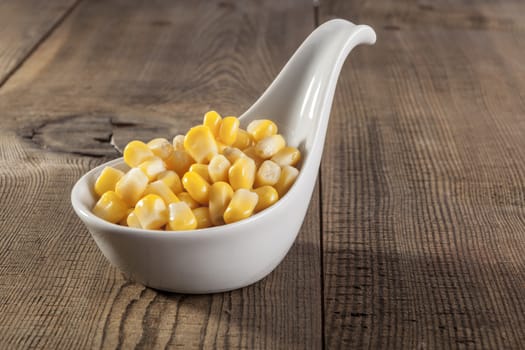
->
(229, 157, 256, 190)
(223, 189, 258, 224)
(94, 167, 124, 197)
(134, 194, 168, 230)
(157, 170, 183, 194)
(147, 138, 174, 160)
(138, 157, 166, 181)
(167, 202, 197, 231)
(216, 141, 228, 154)
(209, 181, 234, 226)
(232, 129, 253, 150)
(119, 209, 133, 226)
(126, 211, 142, 228)
(208, 154, 231, 183)
(184, 125, 218, 163)
(144, 180, 180, 205)
(218, 116, 239, 145)
(203, 110, 222, 136)
(242, 146, 264, 168)
(165, 150, 195, 177)
(222, 147, 245, 164)
(271, 146, 301, 167)
(123, 140, 155, 167)
(115, 168, 149, 206)
(253, 186, 279, 213)
(172, 134, 186, 151)
(189, 164, 211, 183)
(92, 191, 129, 223)
(182, 171, 211, 205)
(178, 192, 199, 209)
(274, 165, 299, 197)
(247, 119, 278, 141)
(192, 207, 212, 229)
(254, 134, 286, 159)
(255, 160, 281, 187)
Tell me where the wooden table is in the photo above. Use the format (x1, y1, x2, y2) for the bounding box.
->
(1, 0, 525, 348)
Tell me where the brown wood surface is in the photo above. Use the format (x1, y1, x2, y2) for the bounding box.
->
(1, 0, 525, 349)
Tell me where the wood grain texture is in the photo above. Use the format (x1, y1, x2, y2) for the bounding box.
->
(0, 0, 321, 349)
(320, 0, 525, 349)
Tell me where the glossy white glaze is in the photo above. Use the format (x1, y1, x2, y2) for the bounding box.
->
(71, 19, 376, 293)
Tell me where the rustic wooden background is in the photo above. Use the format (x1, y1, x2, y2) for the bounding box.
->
(1, 0, 524, 348)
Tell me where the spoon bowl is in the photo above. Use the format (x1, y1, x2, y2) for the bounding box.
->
(71, 19, 376, 293)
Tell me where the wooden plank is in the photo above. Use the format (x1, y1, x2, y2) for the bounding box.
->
(0, 0, 322, 349)
(320, 0, 525, 348)
(0, 0, 79, 86)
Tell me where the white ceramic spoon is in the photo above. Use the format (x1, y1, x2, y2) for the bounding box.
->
(71, 19, 376, 293)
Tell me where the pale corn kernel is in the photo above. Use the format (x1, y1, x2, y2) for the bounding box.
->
(242, 146, 264, 168)
(94, 167, 124, 197)
(157, 170, 183, 194)
(223, 189, 259, 224)
(271, 146, 301, 167)
(232, 129, 253, 150)
(182, 171, 211, 205)
(274, 165, 299, 197)
(147, 138, 174, 160)
(172, 134, 186, 151)
(218, 116, 240, 145)
(253, 186, 279, 213)
(247, 119, 278, 141)
(203, 110, 222, 136)
(126, 211, 142, 228)
(144, 180, 180, 205)
(254, 160, 281, 187)
(189, 164, 211, 183)
(209, 182, 234, 226)
(184, 125, 218, 163)
(138, 157, 166, 181)
(208, 154, 231, 183)
(254, 134, 286, 159)
(134, 194, 168, 230)
(167, 202, 197, 231)
(92, 191, 129, 223)
(165, 150, 195, 177)
(178, 192, 199, 209)
(115, 168, 149, 206)
(216, 141, 228, 154)
(119, 209, 133, 226)
(192, 207, 212, 229)
(123, 140, 155, 167)
(222, 147, 245, 164)
(228, 157, 256, 190)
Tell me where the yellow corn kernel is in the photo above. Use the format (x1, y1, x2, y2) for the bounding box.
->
(193, 207, 212, 229)
(134, 194, 168, 230)
(254, 160, 281, 187)
(178, 192, 199, 209)
(123, 140, 155, 167)
(271, 146, 301, 167)
(184, 125, 218, 163)
(92, 191, 129, 224)
(247, 119, 278, 141)
(209, 182, 234, 226)
(157, 170, 183, 194)
(147, 138, 174, 160)
(223, 189, 259, 224)
(189, 164, 211, 183)
(138, 157, 166, 181)
(232, 129, 253, 150)
(228, 157, 256, 190)
(254, 134, 286, 159)
(115, 168, 149, 206)
(144, 180, 180, 205)
(242, 146, 264, 168)
(182, 171, 211, 205)
(94, 167, 124, 197)
(218, 116, 240, 145)
(167, 202, 197, 231)
(203, 110, 222, 137)
(274, 165, 299, 197)
(172, 134, 185, 151)
(253, 186, 279, 213)
(119, 209, 133, 226)
(216, 141, 228, 154)
(126, 211, 142, 228)
(222, 147, 245, 164)
(165, 150, 195, 177)
(208, 154, 231, 183)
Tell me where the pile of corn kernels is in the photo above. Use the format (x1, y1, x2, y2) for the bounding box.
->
(92, 111, 301, 231)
